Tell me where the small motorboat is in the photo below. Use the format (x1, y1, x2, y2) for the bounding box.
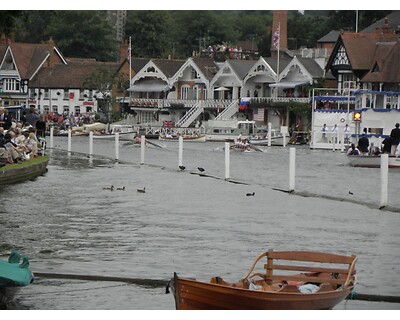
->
(167, 249, 357, 310)
(347, 154, 400, 168)
(0, 250, 34, 307)
(92, 124, 137, 141)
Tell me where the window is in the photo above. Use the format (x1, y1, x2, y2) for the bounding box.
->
(64, 90, 69, 100)
(43, 105, 50, 113)
(181, 85, 190, 99)
(52, 105, 58, 113)
(75, 106, 80, 114)
(63, 106, 69, 114)
(3, 78, 20, 92)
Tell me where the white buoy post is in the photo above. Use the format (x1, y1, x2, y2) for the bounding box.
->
(340, 131, 344, 152)
(115, 132, 119, 160)
(140, 135, 145, 164)
(380, 154, 389, 208)
(289, 147, 296, 192)
(68, 128, 72, 152)
(49, 126, 54, 149)
(178, 136, 183, 167)
(89, 131, 93, 156)
(281, 126, 288, 147)
(267, 122, 272, 147)
(225, 142, 230, 180)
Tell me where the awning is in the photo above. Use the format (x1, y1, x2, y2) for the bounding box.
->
(269, 81, 309, 89)
(128, 80, 169, 92)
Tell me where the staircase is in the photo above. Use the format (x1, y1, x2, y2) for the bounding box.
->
(214, 99, 239, 120)
(175, 102, 204, 128)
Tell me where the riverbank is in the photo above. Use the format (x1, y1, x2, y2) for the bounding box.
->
(0, 155, 49, 186)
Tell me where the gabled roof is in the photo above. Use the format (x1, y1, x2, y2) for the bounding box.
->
(29, 61, 120, 89)
(361, 41, 400, 83)
(362, 11, 400, 33)
(152, 59, 186, 78)
(191, 57, 219, 81)
(227, 60, 257, 79)
(0, 42, 67, 80)
(317, 30, 341, 43)
(263, 57, 291, 74)
(325, 31, 398, 77)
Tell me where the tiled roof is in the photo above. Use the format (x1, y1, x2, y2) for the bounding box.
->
(152, 58, 186, 78)
(317, 30, 341, 43)
(29, 61, 120, 89)
(1, 43, 49, 79)
(362, 11, 400, 33)
(296, 57, 324, 78)
(227, 60, 256, 79)
(192, 57, 219, 81)
(263, 57, 291, 74)
(361, 41, 400, 83)
(341, 32, 398, 70)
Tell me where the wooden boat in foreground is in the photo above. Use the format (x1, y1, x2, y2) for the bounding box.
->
(347, 154, 400, 168)
(167, 249, 357, 310)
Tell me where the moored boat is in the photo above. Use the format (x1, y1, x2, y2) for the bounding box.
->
(92, 124, 136, 141)
(249, 129, 290, 146)
(0, 250, 34, 307)
(205, 120, 256, 142)
(159, 133, 206, 142)
(167, 249, 357, 310)
(347, 154, 400, 168)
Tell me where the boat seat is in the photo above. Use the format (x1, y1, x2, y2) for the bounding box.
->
(264, 249, 357, 287)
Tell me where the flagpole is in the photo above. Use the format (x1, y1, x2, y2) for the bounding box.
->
(129, 36, 132, 103)
(277, 22, 280, 84)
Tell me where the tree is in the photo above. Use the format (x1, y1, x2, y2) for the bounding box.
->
(125, 11, 169, 58)
(46, 11, 118, 61)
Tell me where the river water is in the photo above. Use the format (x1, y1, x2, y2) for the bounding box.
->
(1, 136, 399, 311)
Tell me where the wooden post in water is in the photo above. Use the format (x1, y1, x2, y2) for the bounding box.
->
(178, 136, 183, 167)
(68, 128, 72, 152)
(49, 126, 54, 149)
(380, 154, 389, 209)
(89, 131, 93, 156)
(115, 132, 119, 160)
(289, 147, 296, 192)
(225, 142, 230, 180)
(140, 135, 145, 164)
(268, 122, 272, 147)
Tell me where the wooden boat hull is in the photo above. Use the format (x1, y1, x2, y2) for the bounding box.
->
(173, 276, 353, 310)
(0, 156, 49, 185)
(347, 155, 400, 168)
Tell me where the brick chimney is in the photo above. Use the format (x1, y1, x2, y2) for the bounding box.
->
(119, 39, 129, 64)
(47, 37, 56, 67)
(271, 10, 288, 53)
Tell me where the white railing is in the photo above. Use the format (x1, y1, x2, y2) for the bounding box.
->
(175, 102, 204, 127)
(214, 99, 239, 120)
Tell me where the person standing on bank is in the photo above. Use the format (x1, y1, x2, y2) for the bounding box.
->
(390, 123, 400, 155)
(0, 107, 12, 130)
(357, 128, 369, 155)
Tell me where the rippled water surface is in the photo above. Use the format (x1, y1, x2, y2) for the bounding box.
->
(1, 136, 399, 310)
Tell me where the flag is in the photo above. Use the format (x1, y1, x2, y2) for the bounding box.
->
(253, 108, 265, 121)
(273, 25, 280, 48)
